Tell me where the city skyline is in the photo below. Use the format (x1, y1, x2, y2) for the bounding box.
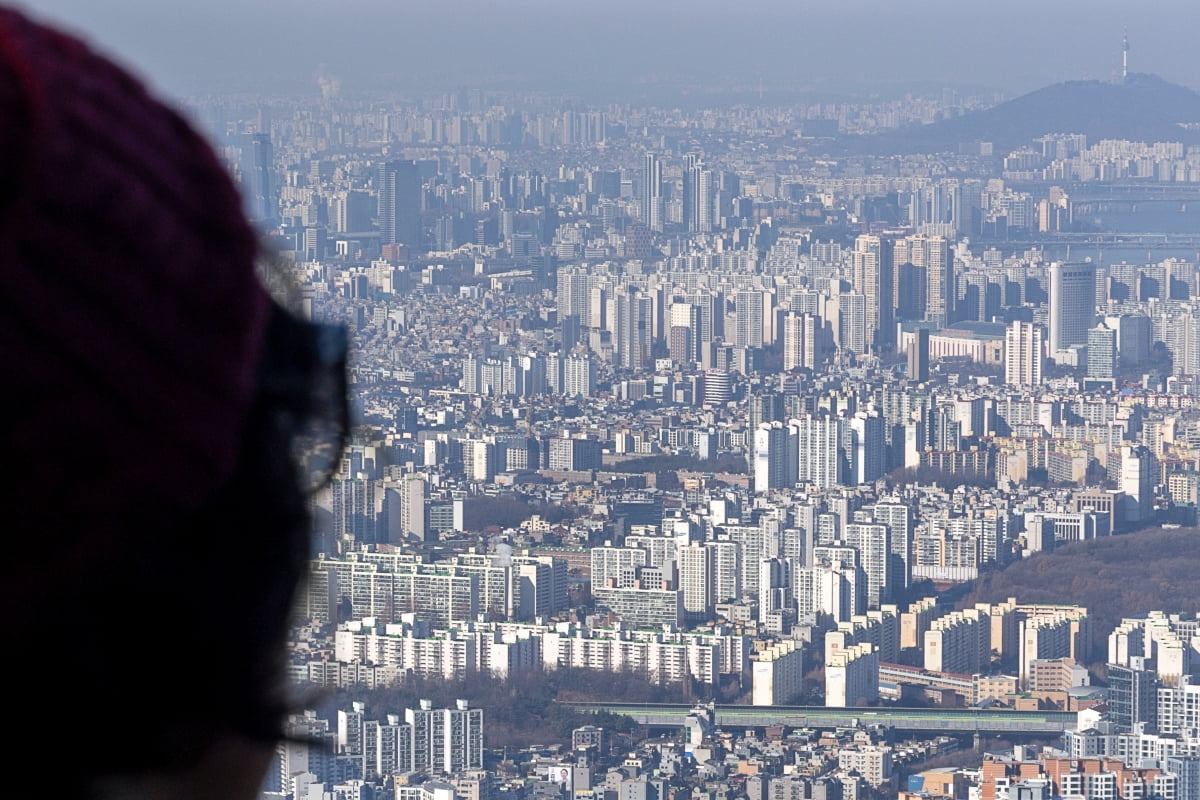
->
(13, 4, 1200, 800)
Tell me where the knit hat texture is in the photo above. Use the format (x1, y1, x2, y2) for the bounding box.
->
(0, 8, 271, 523)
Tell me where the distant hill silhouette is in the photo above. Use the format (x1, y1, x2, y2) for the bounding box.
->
(852, 74, 1200, 154)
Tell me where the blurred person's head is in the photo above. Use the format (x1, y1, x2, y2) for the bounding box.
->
(0, 8, 338, 796)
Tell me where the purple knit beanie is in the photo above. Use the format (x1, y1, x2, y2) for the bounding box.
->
(0, 8, 271, 523)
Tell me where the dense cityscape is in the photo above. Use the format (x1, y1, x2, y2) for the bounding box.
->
(121, 23, 1200, 800)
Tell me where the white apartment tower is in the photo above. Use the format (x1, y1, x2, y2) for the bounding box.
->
(791, 414, 845, 489)
(677, 544, 713, 619)
(735, 290, 766, 350)
(1006, 321, 1043, 387)
(783, 312, 819, 370)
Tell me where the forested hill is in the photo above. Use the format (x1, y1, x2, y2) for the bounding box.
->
(853, 73, 1200, 154)
(962, 529, 1200, 658)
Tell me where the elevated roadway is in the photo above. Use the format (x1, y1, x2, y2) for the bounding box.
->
(561, 701, 1075, 736)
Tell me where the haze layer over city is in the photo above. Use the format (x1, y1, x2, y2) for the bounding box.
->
(27, 3, 1200, 800)
(23, 1, 1200, 97)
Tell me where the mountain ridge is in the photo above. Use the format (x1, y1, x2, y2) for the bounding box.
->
(848, 73, 1200, 154)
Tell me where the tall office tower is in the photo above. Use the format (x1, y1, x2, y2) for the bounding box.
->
(844, 523, 891, 608)
(783, 313, 819, 371)
(852, 234, 895, 351)
(848, 410, 885, 485)
(871, 502, 912, 592)
(907, 327, 930, 382)
(378, 159, 422, 248)
(1087, 323, 1117, 379)
(922, 235, 953, 327)
(239, 133, 277, 225)
(641, 152, 664, 232)
(754, 422, 791, 495)
(1005, 321, 1044, 387)
(791, 414, 846, 489)
(832, 292, 868, 356)
(614, 287, 652, 370)
(734, 290, 766, 349)
(1048, 261, 1096, 357)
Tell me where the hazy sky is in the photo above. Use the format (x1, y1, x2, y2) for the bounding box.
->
(16, 1, 1200, 102)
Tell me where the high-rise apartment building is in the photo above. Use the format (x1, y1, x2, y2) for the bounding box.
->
(791, 414, 846, 489)
(405, 699, 485, 774)
(735, 290, 765, 350)
(784, 312, 819, 371)
(907, 327, 930, 382)
(641, 153, 663, 232)
(562, 353, 595, 397)
(614, 287, 652, 370)
(844, 522, 892, 608)
(871, 502, 913, 593)
(683, 154, 714, 233)
(1087, 323, 1117, 379)
(754, 421, 790, 494)
(400, 476, 427, 542)
(1006, 321, 1044, 387)
(903, 234, 952, 327)
(833, 292, 868, 356)
(677, 543, 713, 619)
(852, 234, 895, 351)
